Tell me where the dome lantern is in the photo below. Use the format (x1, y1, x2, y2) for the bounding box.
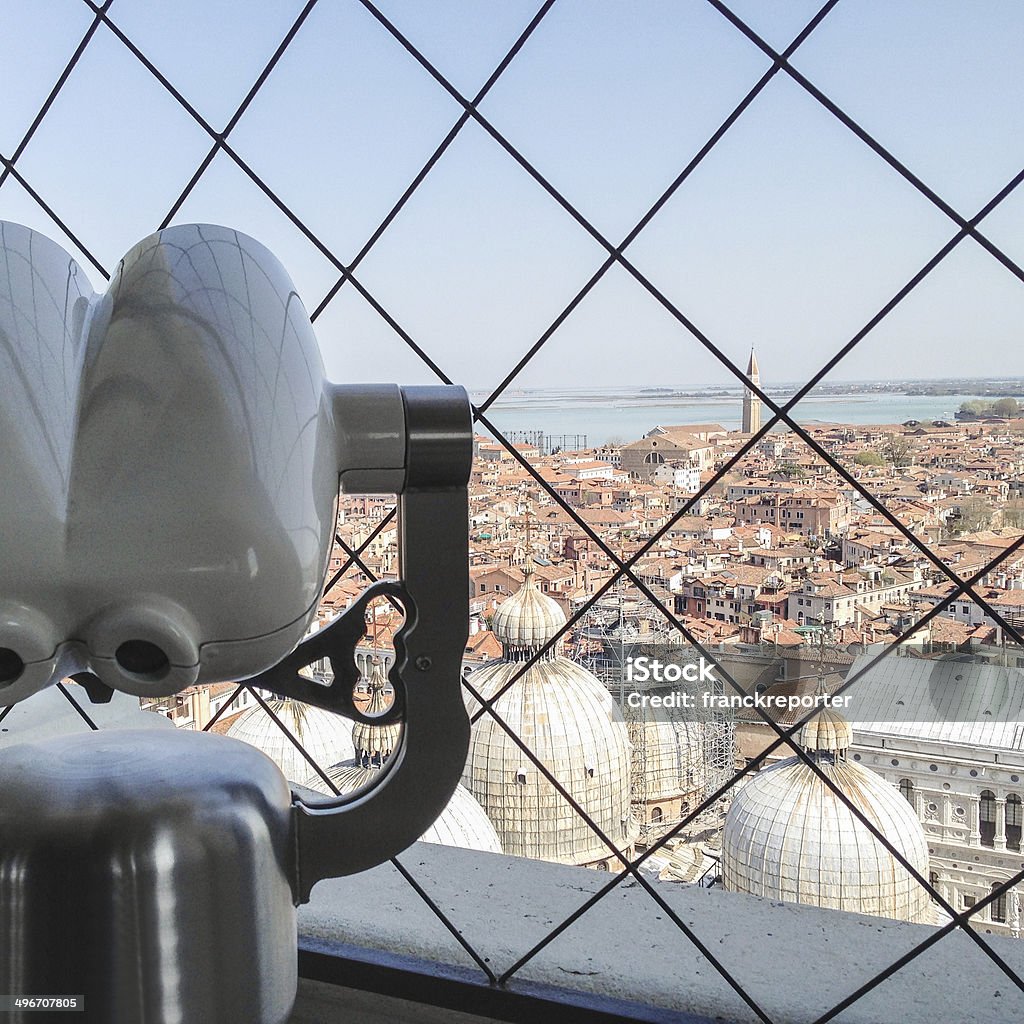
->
(491, 557, 566, 661)
(798, 706, 853, 758)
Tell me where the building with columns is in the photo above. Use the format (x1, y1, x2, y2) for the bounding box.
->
(847, 654, 1024, 936)
(741, 348, 761, 435)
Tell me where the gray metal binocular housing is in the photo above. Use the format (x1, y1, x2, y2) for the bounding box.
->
(0, 222, 472, 1023)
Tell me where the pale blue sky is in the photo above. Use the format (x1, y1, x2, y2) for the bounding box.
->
(1, 0, 1022, 407)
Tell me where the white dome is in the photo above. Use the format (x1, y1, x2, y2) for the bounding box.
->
(464, 656, 638, 864)
(301, 761, 502, 854)
(227, 698, 355, 784)
(421, 782, 503, 853)
(491, 559, 565, 657)
(722, 754, 931, 923)
(636, 718, 707, 802)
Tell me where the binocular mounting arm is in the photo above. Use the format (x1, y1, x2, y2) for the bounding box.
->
(246, 384, 473, 900)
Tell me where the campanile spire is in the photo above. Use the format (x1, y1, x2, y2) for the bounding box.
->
(742, 347, 761, 434)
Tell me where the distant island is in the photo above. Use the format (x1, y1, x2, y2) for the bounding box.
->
(956, 397, 1023, 421)
(785, 377, 1024, 399)
(627, 377, 1024, 402)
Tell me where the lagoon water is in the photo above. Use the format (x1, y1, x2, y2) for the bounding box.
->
(477, 388, 980, 446)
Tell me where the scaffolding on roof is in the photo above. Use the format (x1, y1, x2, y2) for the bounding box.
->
(570, 590, 735, 848)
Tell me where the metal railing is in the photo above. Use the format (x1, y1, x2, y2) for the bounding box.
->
(2, 3, 1023, 1021)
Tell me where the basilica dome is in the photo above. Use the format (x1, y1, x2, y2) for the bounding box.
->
(420, 782, 502, 852)
(722, 707, 931, 923)
(465, 560, 638, 865)
(636, 718, 707, 803)
(227, 697, 355, 784)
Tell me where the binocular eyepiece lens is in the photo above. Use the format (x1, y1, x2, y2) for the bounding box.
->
(115, 640, 170, 678)
(0, 648, 24, 686)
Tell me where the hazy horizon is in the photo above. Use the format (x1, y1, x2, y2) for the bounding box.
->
(472, 373, 1024, 396)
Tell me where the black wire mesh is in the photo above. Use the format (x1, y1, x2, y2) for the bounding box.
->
(2, 1, 1023, 1020)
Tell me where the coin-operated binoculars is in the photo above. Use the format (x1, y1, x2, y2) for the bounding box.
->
(0, 222, 472, 1024)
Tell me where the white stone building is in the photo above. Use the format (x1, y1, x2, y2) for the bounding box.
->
(847, 654, 1024, 936)
(651, 461, 702, 493)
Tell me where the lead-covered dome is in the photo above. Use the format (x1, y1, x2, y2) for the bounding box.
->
(466, 563, 638, 866)
(227, 697, 355, 784)
(637, 718, 707, 802)
(464, 658, 638, 864)
(722, 707, 930, 923)
(422, 783, 503, 852)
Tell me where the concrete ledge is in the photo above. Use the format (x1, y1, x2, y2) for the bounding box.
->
(298, 842, 1024, 1023)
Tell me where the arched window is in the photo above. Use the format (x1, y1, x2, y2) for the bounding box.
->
(650, 806, 663, 824)
(899, 779, 914, 805)
(1007, 794, 1022, 851)
(991, 882, 1007, 923)
(643, 452, 665, 464)
(981, 791, 996, 847)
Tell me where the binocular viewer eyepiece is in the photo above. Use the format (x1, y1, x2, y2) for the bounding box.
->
(0, 221, 470, 705)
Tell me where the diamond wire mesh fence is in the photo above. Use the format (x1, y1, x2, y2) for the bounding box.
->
(2, 1, 1024, 1020)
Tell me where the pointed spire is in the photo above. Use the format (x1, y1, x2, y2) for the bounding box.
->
(742, 348, 762, 434)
